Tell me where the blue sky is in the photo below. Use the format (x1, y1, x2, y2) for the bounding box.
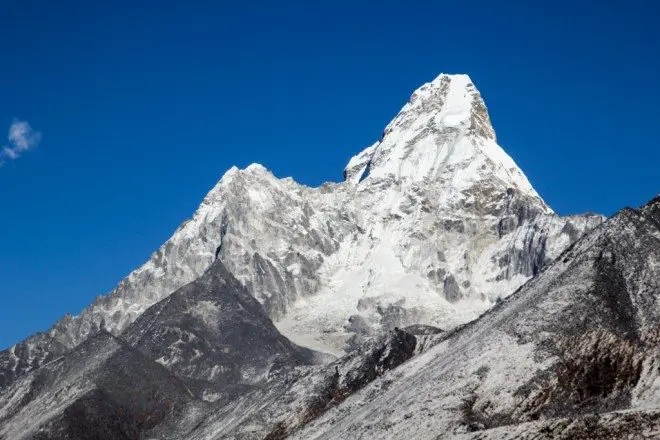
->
(1, 0, 658, 349)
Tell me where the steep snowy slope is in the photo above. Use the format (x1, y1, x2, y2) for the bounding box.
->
(0, 74, 603, 387)
(285, 196, 660, 440)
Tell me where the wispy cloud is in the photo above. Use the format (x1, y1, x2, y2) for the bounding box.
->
(1, 119, 42, 165)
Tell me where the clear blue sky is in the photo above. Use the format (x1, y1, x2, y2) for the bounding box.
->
(1, 0, 658, 349)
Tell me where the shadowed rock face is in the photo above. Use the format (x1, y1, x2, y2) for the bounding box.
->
(0, 333, 67, 390)
(0, 331, 194, 440)
(123, 260, 317, 401)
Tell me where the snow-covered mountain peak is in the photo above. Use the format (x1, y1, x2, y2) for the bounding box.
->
(204, 163, 276, 203)
(244, 162, 270, 173)
(400, 73, 489, 137)
(214, 163, 272, 184)
(344, 73, 547, 214)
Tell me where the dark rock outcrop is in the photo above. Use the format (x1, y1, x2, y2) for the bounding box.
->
(0, 331, 193, 440)
(124, 260, 317, 400)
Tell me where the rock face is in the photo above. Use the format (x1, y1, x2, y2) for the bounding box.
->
(0, 331, 194, 440)
(285, 196, 660, 440)
(0, 73, 604, 389)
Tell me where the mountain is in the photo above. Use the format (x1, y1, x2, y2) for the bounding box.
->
(1, 72, 630, 440)
(0, 73, 603, 390)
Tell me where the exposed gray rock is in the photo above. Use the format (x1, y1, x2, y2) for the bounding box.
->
(444, 274, 462, 302)
(0, 331, 194, 440)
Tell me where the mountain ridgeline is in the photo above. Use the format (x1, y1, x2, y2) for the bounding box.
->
(1, 74, 656, 439)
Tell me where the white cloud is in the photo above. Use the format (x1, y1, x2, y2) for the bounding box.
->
(0, 119, 42, 165)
